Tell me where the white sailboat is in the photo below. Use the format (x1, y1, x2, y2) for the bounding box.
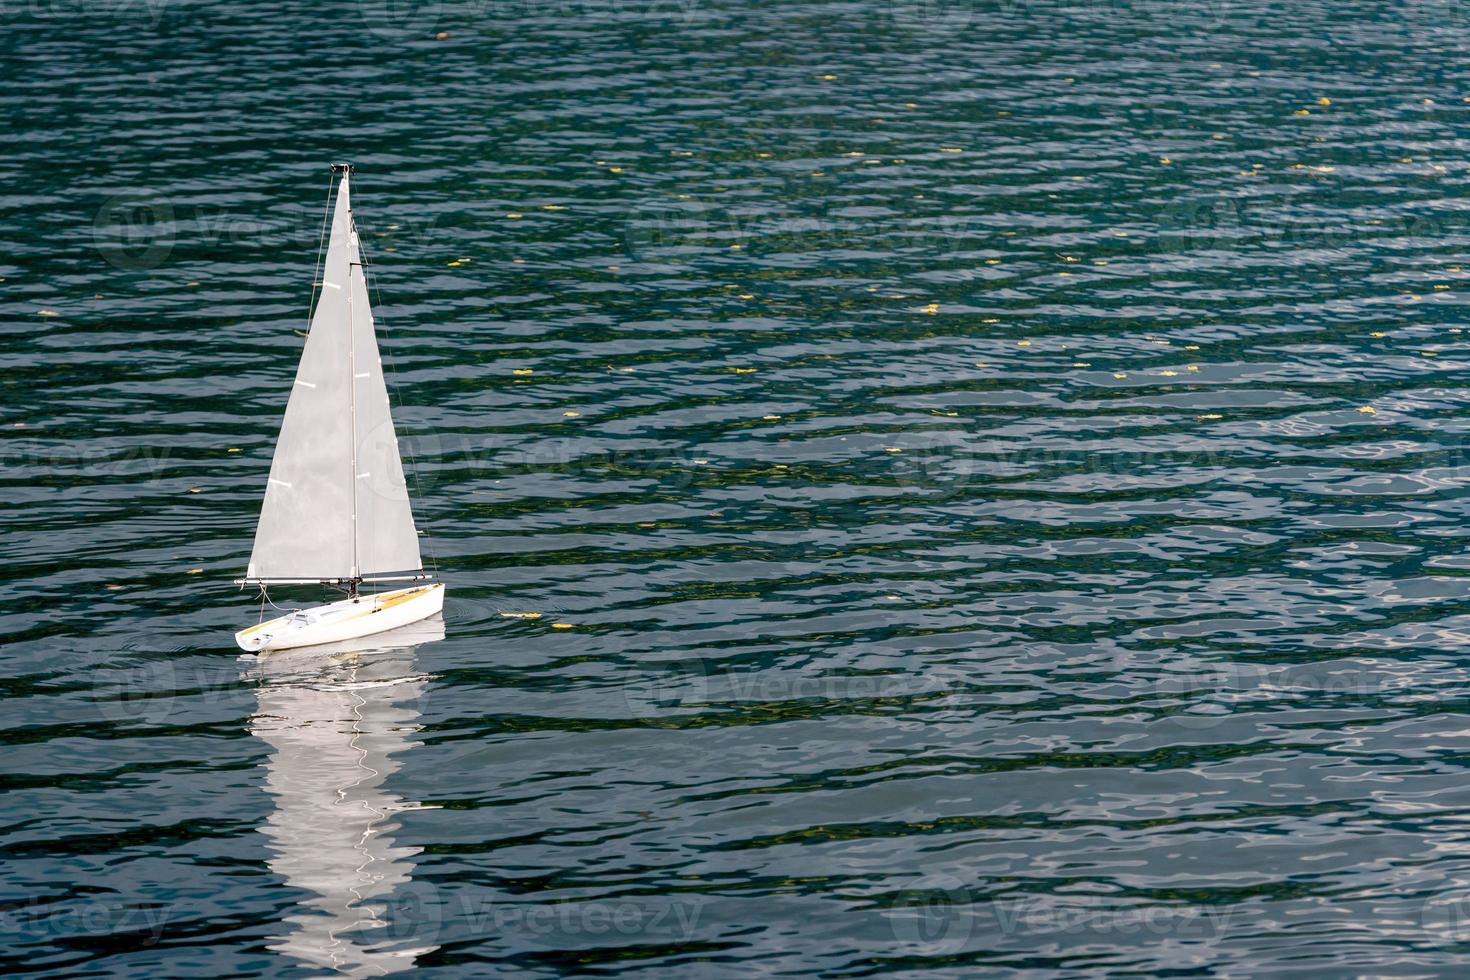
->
(235, 164, 444, 653)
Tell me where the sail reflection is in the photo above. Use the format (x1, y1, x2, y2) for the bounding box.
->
(250, 616, 444, 976)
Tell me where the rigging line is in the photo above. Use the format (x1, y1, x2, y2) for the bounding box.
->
(256, 584, 290, 622)
(356, 205, 440, 578)
(304, 170, 335, 333)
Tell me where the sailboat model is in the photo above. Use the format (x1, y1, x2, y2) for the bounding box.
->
(234, 165, 444, 653)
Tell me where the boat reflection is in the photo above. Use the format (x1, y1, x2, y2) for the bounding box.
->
(249, 616, 444, 976)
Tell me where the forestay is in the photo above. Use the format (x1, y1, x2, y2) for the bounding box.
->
(245, 173, 422, 582)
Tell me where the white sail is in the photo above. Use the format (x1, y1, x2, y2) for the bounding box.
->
(246, 172, 423, 582)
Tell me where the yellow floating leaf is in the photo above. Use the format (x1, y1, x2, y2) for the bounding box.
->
(551, 622, 574, 629)
(1073, 361, 1090, 367)
(763, 414, 781, 421)
(1294, 109, 1311, 116)
(922, 303, 940, 314)
(186, 568, 203, 575)
(1197, 413, 1223, 420)
(228, 447, 241, 453)
(106, 584, 124, 591)
(512, 368, 534, 375)
(975, 363, 991, 368)
(1357, 406, 1377, 415)
(738, 293, 754, 299)
(692, 458, 708, 464)
(187, 487, 202, 494)
(732, 367, 756, 374)
(884, 447, 902, 453)
(984, 259, 1001, 265)
(816, 73, 838, 80)
(1318, 97, 1332, 106)
(37, 309, 58, 317)
(608, 167, 623, 173)
(1370, 331, 1387, 337)
(563, 410, 580, 417)
(1435, 284, 1450, 290)
(1186, 364, 1199, 372)
(1184, 344, 1200, 350)
(1160, 370, 1178, 377)
(940, 147, 963, 153)
(1017, 340, 1032, 347)
(1159, 156, 1173, 165)
(542, 204, 565, 211)
(505, 212, 523, 219)
(500, 611, 542, 619)
(1113, 372, 1128, 379)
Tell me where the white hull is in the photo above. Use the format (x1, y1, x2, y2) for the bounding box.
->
(236, 583, 445, 653)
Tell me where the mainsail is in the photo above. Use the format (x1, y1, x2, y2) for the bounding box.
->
(245, 171, 423, 583)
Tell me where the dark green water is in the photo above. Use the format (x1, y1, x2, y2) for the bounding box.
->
(9, 0, 1470, 974)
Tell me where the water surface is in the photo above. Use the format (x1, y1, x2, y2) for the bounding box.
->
(7, 0, 1470, 974)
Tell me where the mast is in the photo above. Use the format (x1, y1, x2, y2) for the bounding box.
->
(338, 164, 361, 597)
